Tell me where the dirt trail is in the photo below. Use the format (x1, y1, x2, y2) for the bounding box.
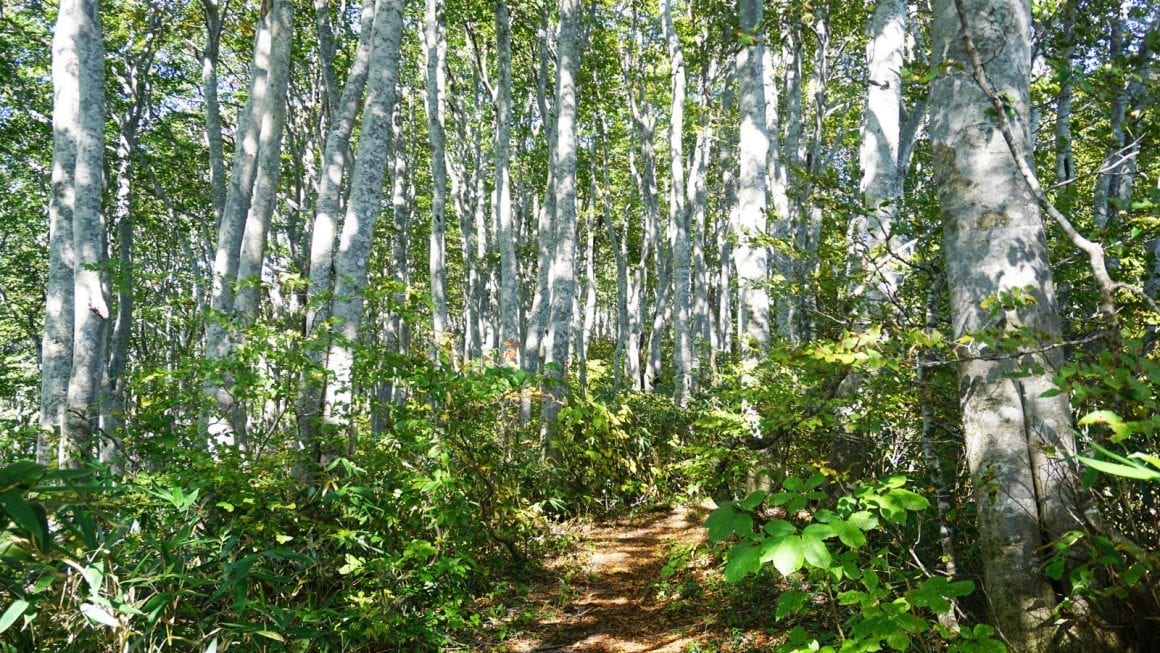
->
(488, 505, 717, 652)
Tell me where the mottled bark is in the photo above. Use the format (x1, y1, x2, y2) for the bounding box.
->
(235, 0, 293, 327)
(736, 0, 770, 360)
(930, 0, 1086, 648)
(297, 0, 378, 449)
(201, 0, 226, 225)
(425, 0, 451, 360)
(856, 0, 907, 311)
(321, 0, 405, 439)
(495, 0, 519, 366)
(62, 0, 109, 467)
(663, 0, 691, 405)
(39, 0, 82, 462)
(541, 0, 583, 426)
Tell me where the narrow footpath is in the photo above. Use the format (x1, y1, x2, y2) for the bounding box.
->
(480, 504, 777, 652)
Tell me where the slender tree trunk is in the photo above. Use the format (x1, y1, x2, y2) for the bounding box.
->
(425, 0, 451, 362)
(104, 32, 159, 458)
(599, 118, 629, 391)
(320, 0, 405, 446)
(663, 0, 692, 405)
(541, 0, 582, 427)
(62, 0, 109, 467)
(235, 0, 293, 327)
(297, 0, 378, 449)
(495, 0, 519, 366)
(930, 0, 1089, 648)
(857, 0, 906, 311)
(201, 0, 227, 226)
(736, 0, 770, 361)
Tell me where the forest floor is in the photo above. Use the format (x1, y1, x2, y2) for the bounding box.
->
(471, 502, 780, 652)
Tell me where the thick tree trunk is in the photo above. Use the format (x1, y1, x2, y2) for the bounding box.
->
(735, 0, 770, 361)
(39, 0, 82, 463)
(930, 0, 1088, 648)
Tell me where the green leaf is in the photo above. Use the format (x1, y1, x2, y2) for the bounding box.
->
(832, 519, 867, 548)
(0, 600, 29, 634)
(800, 532, 832, 569)
(1078, 456, 1160, 481)
(847, 510, 878, 531)
(803, 522, 835, 539)
(705, 504, 755, 542)
(724, 542, 763, 582)
(783, 476, 805, 492)
(763, 519, 796, 538)
(1039, 388, 1062, 398)
(738, 490, 766, 510)
(776, 589, 808, 620)
(0, 491, 47, 546)
(256, 631, 286, 642)
(888, 488, 930, 511)
(762, 535, 805, 576)
(0, 461, 45, 492)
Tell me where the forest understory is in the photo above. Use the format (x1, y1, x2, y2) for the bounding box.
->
(2, 0, 1159, 650)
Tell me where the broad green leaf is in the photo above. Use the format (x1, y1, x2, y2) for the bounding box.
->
(724, 542, 763, 582)
(847, 510, 878, 531)
(738, 490, 766, 510)
(783, 476, 805, 492)
(762, 535, 805, 576)
(776, 589, 808, 620)
(0, 600, 29, 634)
(832, 519, 867, 548)
(803, 523, 835, 539)
(888, 488, 930, 511)
(705, 505, 755, 542)
(763, 519, 796, 538)
(886, 630, 911, 651)
(800, 532, 832, 569)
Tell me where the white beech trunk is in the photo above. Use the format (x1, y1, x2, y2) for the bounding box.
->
(663, 0, 692, 405)
(425, 0, 451, 360)
(201, 0, 227, 225)
(235, 0, 292, 327)
(735, 0, 770, 360)
(494, 0, 519, 366)
(39, 0, 82, 462)
(857, 0, 907, 310)
(930, 0, 1086, 648)
(297, 0, 378, 448)
(62, 0, 109, 467)
(541, 0, 582, 426)
(320, 0, 405, 441)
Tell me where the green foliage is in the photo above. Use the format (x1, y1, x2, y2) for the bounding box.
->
(553, 390, 693, 513)
(705, 474, 1002, 652)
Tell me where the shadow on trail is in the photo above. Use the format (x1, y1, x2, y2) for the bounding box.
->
(502, 506, 711, 653)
